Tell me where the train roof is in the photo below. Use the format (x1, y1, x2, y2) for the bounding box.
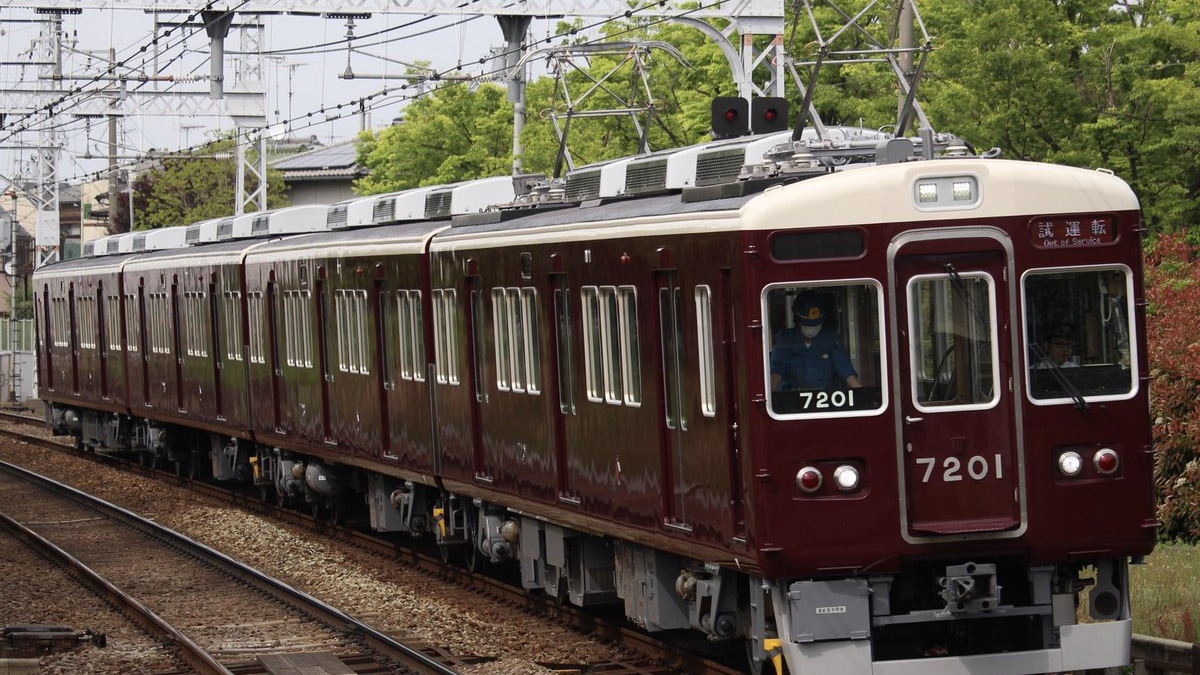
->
(45, 128, 1142, 279)
(241, 219, 449, 264)
(737, 158, 1140, 231)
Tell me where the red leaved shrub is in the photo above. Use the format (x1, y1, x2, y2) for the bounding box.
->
(1145, 233, 1200, 541)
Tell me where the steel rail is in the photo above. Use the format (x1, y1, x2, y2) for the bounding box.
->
(0, 458, 463, 675)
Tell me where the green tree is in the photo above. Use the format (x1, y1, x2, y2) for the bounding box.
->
(354, 84, 516, 195)
(356, 19, 737, 192)
(132, 142, 290, 230)
(919, 0, 1200, 234)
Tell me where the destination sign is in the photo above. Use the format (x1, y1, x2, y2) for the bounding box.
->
(1030, 216, 1117, 249)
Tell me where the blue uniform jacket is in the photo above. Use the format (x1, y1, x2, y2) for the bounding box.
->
(770, 328, 858, 391)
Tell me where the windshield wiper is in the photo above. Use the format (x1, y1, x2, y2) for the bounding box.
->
(943, 263, 1087, 410)
(1030, 341, 1088, 410)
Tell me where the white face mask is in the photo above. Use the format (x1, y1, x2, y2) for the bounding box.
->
(800, 324, 822, 339)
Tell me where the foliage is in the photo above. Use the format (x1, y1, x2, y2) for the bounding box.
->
(131, 140, 290, 230)
(355, 18, 741, 193)
(919, 0, 1200, 234)
(354, 84, 517, 194)
(1145, 233, 1200, 542)
(1130, 542, 1200, 641)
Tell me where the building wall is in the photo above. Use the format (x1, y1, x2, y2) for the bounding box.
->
(285, 180, 357, 207)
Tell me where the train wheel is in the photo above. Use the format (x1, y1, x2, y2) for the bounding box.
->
(437, 542, 453, 565)
(173, 458, 188, 478)
(139, 451, 156, 468)
(257, 486, 272, 504)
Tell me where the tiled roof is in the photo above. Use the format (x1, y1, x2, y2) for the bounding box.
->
(272, 141, 360, 172)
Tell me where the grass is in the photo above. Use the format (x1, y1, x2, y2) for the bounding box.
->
(1130, 543, 1200, 643)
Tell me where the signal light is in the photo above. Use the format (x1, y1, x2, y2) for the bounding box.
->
(751, 96, 789, 134)
(711, 97, 749, 139)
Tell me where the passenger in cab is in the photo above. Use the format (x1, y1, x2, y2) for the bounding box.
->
(770, 292, 862, 391)
(1035, 324, 1080, 369)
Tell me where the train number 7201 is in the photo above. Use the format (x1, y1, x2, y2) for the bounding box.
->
(914, 454, 1004, 483)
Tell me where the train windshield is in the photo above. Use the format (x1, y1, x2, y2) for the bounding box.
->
(1023, 266, 1136, 402)
(765, 281, 885, 417)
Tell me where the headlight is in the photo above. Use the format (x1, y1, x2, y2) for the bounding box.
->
(1058, 451, 1083, 477)
(833, 465, 860, 491)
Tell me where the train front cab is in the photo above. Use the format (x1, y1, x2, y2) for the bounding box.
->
(744, 160, 1155, 675)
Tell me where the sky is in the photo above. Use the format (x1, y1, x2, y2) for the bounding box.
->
(0, 6, 556, 186)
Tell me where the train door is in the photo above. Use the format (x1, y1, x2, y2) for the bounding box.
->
(137, 283, 150, 404)
(890, 230, 1025, 539)
(68, 283, 79, 394)
(208, 281, 223, 417)
(37, 287, 52, 390)
(266, 278, 283, 430)
(373, 278, 392, 457)
(97, 285, 110, 399)
(550, 273, 578, 501)
(465, 276, 491, 481)
(656, 270, 692, 527)
(315, 277, 333, 442)
(170, 276, 184, 411)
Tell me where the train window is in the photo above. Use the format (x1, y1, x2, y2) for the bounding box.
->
(432, 288, 460, 385)
(601, 288, 622, 403)
(124, 294, 139, 353)
(581, 287, 603, 402)
(493, 288, 512, 390)
(247, 292, 265, 364)
(148, 293, 171, 355)
(554, 286, 576, 414)
(522, 289, 542, 394)
(617, 286, 639, 406)
(696, 286, 716, 417)
(184, 291, 209, 358)
(765, 281, 885, 418)
(771, 230, 865, 261)
(106, 295, 121, 352)
(395, 290, 424, 382)
(51, 296, 68, 347)
(908, 274, 998, 411)
(282, 290, 313, 368)
(581, 285, 639, 406)
(77, 295, 97, 350)
(1023, 266, 1135, 402)
(335, 289, 369, 375)
(492, 287, 542, 396)
(472, 290, 486, 401)
(224, 292, 242, 361)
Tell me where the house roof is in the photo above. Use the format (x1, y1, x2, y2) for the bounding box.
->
(271, 140, 364, 181)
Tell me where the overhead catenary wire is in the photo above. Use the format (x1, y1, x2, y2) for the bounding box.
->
(23, 0, 728, 185)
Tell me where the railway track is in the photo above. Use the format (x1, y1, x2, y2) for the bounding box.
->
(0, 458, 462, 675)
(0, 410, 746, 675)
(9, 410, 1192, 675)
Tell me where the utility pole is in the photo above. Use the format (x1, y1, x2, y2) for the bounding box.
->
(107, 49, 121, 233)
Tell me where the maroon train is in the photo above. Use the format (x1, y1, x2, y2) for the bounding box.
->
(34, 131, 1156, 674)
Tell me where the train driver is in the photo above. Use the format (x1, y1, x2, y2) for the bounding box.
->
(770, 292, 862, 391)
(1035, 324, 1080, 369)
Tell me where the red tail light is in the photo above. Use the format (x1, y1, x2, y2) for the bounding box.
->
(1094, 448, 1119, 475)
(796, 466, 823, 493)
